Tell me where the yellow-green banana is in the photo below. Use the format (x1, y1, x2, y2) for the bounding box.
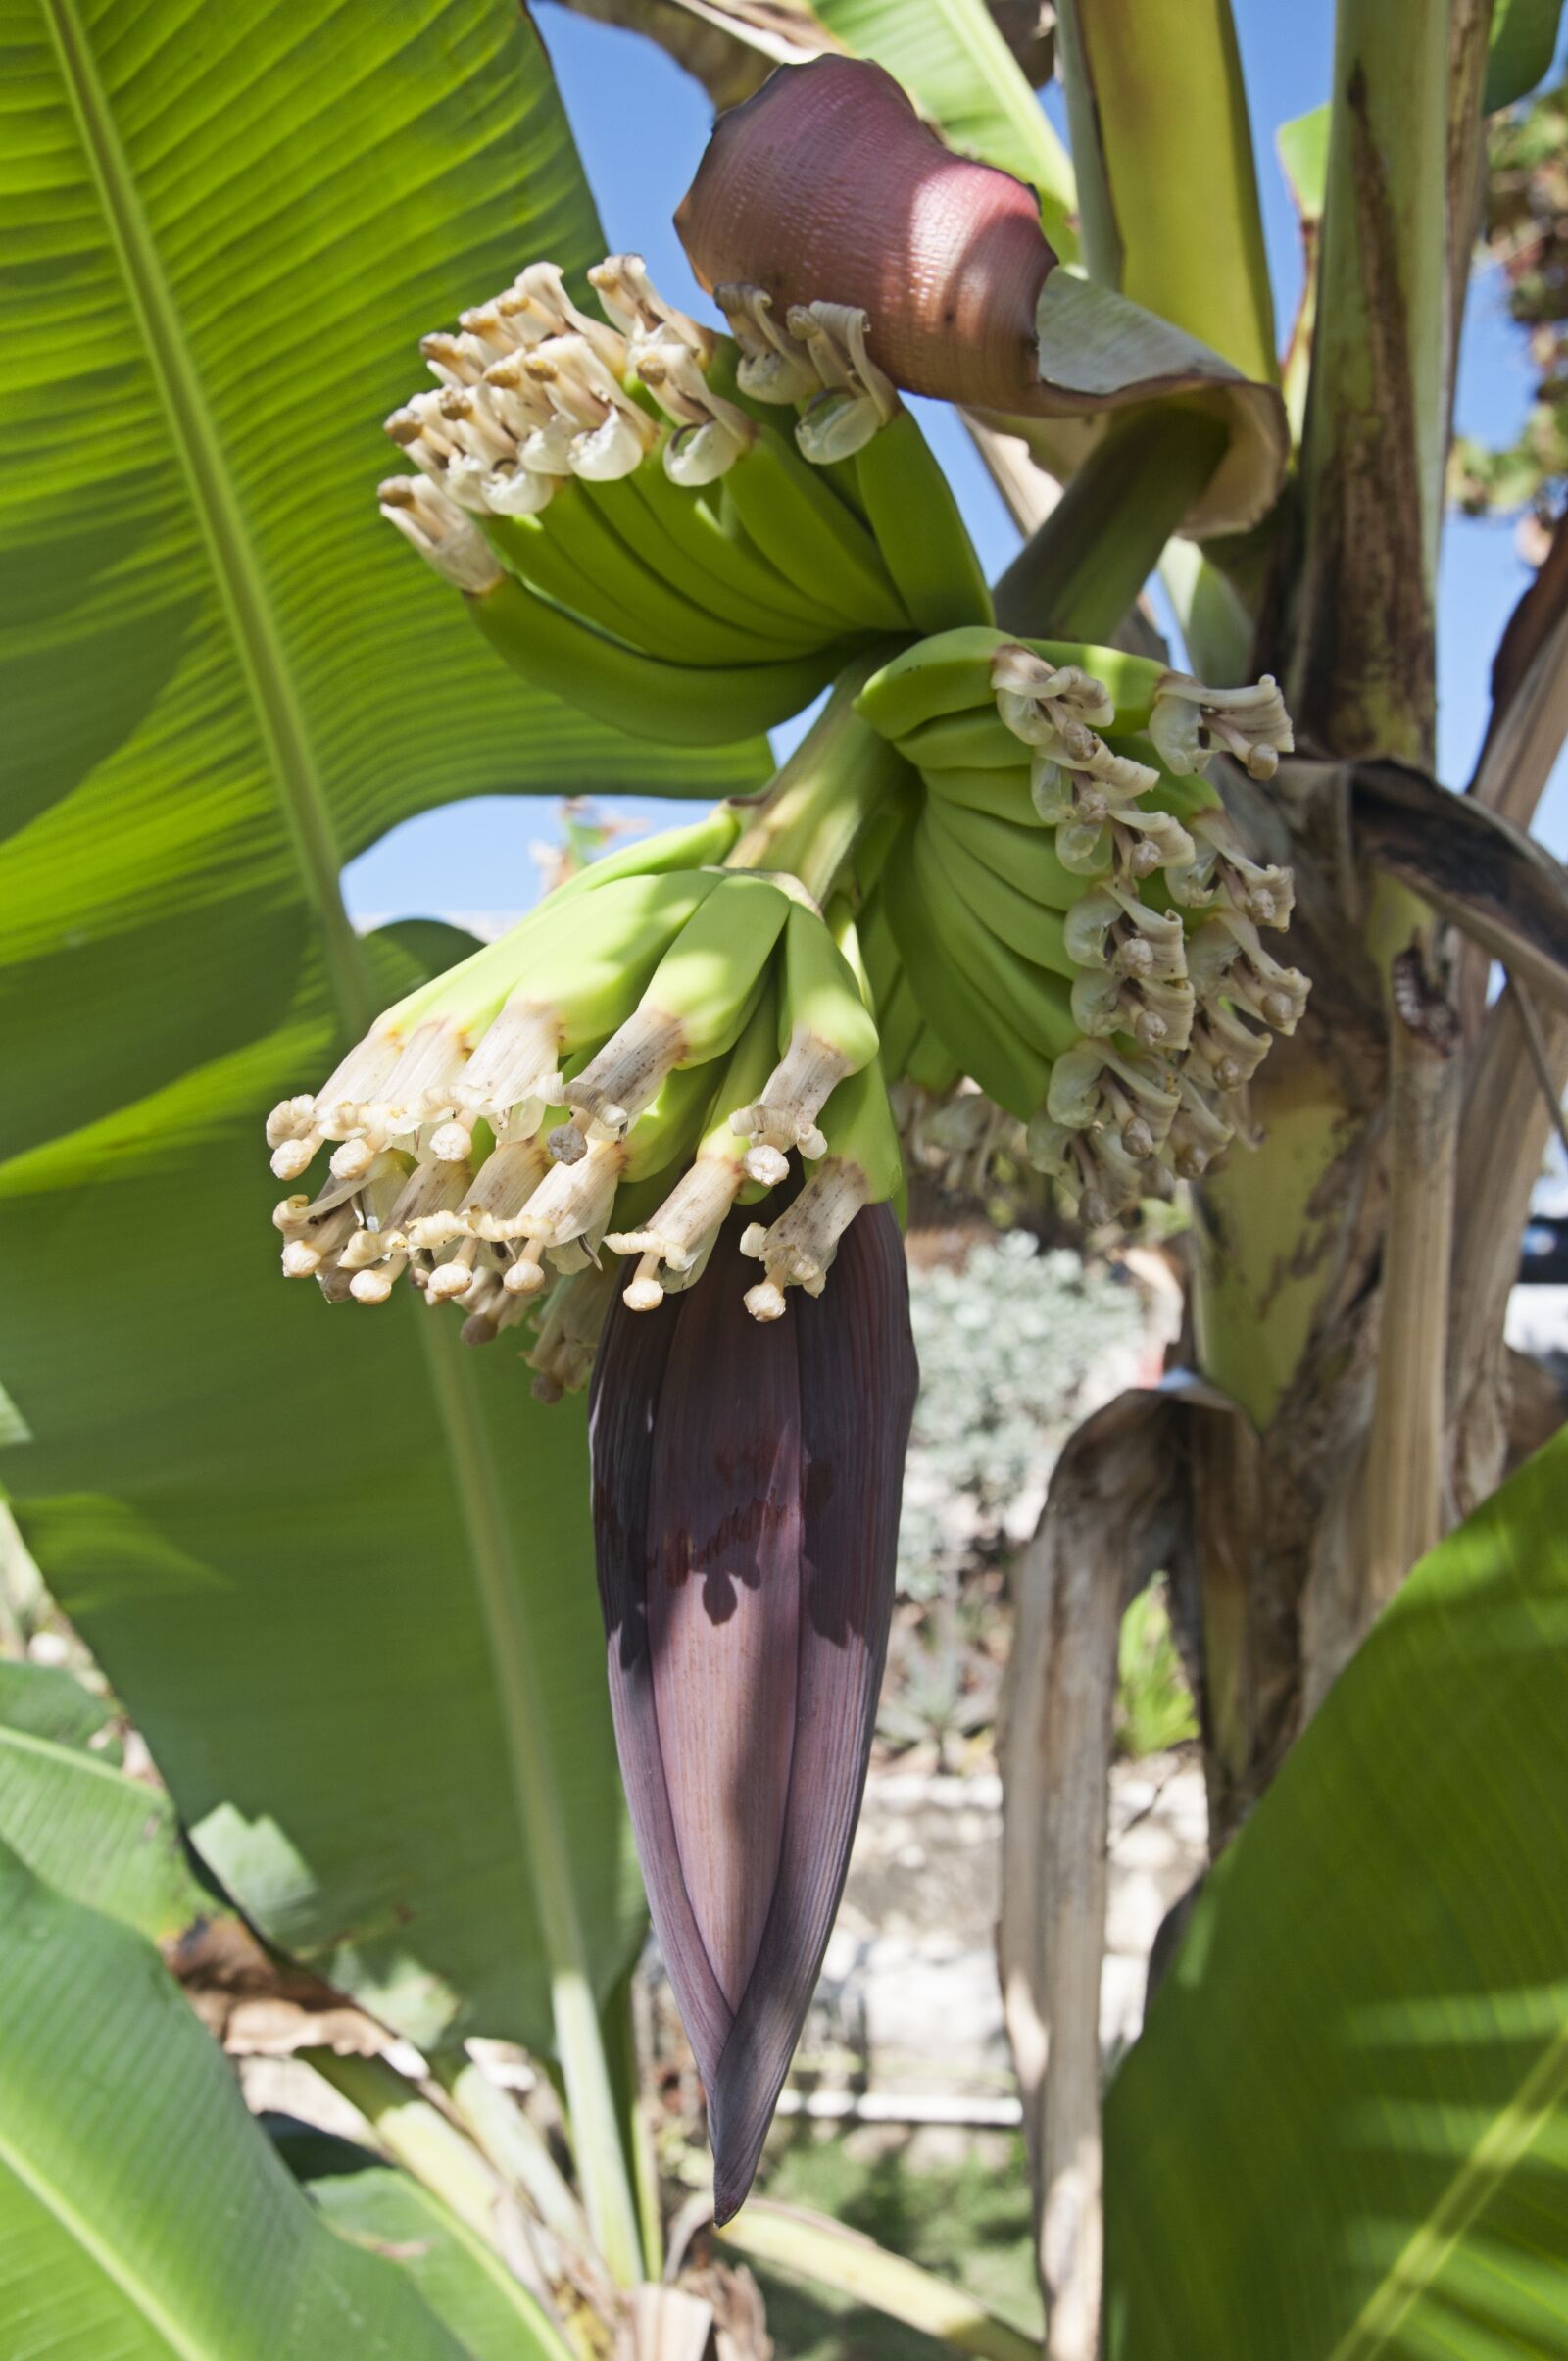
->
(563, 873, 793, 1140)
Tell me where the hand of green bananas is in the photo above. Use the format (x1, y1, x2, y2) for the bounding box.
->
(269, 624, 1303, 1384)
(375, 252, 993, 747)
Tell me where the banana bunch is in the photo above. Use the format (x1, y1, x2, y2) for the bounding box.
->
(266, 812, 903, 1392)
(853, 627, 1307, 1224)
(375, 255, 937, 746)
(715, 284, 994, 636)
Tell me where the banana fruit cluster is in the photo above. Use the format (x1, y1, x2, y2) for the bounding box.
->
(266, 811, 903, 1395)
(376, 253, 999, 742)
(854, 627, 1307, 1224)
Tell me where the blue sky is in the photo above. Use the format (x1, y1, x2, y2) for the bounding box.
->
(344, 1, 1558, 932)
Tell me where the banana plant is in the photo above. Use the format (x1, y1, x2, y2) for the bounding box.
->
(7, 0, 1568, 2355)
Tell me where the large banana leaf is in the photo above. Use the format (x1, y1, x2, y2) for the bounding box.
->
(0, 1832, 466, 2358)
(1103, 1429, 1568, 2358)
(0, 0, 780, 2060)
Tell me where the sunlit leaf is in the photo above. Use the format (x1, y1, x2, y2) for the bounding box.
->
(1105, 1431, 1568, 2358)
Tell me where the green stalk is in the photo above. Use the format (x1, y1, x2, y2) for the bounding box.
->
(1289, 0, 1450, 761)
(419, 1329, 644, 2287)
(727, 648, 910, 902)
(992, 408, 1227, 642)
(434, 2055, 593, 2256)
(302, 2050, 582, 2361)
(1056, 0, 1278, 386)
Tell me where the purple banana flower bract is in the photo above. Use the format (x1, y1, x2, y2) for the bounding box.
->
(589, 1205, 917, 2220)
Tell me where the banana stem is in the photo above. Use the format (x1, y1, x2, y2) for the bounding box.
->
(727, 647, 910, 903)
(992, 408, 1227, 642)
(1288, 0, 1449, 761)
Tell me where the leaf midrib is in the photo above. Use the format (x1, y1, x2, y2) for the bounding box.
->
(39, 0, 602, 2102)
(0, 1720, 139, 1793)
(1325, 2013, 1568, 2359)
(0, 2108, 212, 2361)
(42, 0, 372, 1041)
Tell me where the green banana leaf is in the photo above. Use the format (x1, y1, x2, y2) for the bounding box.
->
(0, 1833, 466, 2358)
(277, 2124, 576, 2361)
(0, 1654, 121, 1758)
(0, 1658, 217, 1942)
(810, 0, 1078, 258)
(1103, 1428, 1568, 2358)
(0, 0, 783, 2060)
(1485, 0, 1566, 113)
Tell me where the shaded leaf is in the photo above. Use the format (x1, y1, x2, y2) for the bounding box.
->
(0, 1838, 465, 2358)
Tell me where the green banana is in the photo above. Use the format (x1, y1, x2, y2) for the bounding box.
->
(577, 471, 833, 653)
(268, 870, 719, 1187)
(604, 982, 784, 1308)
(737, 1055, 904, 1320)
(554, 804, 741, 902)
(908, 822, 1081, 1063)
(874, 967, 923, 1082)
(857, 886, 905, 1010)
(719, 424, 910, 633)
(917, 809, 1076, 980)
(920, 795, 1088, 921)
(906, 1024, 963, 1098)
(482, 485, 810, 667)
(891, 710, 1031, 773)
(392, 870, 718, 1046)
(605, 464, 843, 643)
(857, 630, 1166, 743)
(500, 1051, 723, 1297)
(880, 833, 1053, 1122)
(913, 763, 1034, 825)
(563, 873, 793, 1140)
(467, 573, 842, 747)
(851, 409, 994, 634)
(732, 899, 882, 1177)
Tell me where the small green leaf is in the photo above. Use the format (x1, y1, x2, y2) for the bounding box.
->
(1486, 0, 1565, 113)
(1278, 102, 1332, 223)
